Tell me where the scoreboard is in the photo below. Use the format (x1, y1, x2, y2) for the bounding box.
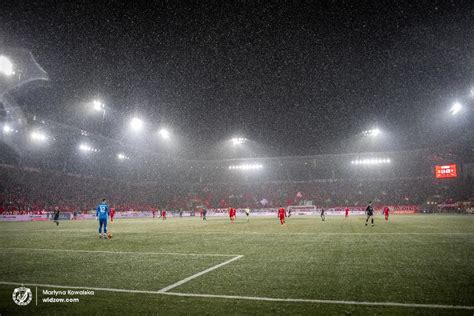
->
(435, 164, 457, 179)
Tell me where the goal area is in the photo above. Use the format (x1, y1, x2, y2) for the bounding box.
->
(287, 205, 317, 216)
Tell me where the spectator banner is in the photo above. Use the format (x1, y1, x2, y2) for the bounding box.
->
(387, 205, 418, 214)
(115, 212, 154, 219)
(0, 214, 48, 222)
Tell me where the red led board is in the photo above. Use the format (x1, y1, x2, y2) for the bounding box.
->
(435, 164, 457, 179)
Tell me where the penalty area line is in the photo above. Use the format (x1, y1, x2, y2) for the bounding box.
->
(157, 255, 243, 293)
(0, 281, 472, 311)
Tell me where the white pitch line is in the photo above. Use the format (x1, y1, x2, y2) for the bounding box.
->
(157, 255, 243, 293)
(3, 230, 472, 236)
(0, 247, 240, 257)
(0, 281, 472, 311)
(0, 281, 160, 295)
(163, 231, 474, 236)
(161, 292, 474, 310)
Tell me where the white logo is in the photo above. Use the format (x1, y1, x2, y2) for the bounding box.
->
(12, 286, 33, 306)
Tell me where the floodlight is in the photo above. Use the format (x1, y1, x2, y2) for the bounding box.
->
(0, 55, 14, 76)
(158, 128, 170, 140)
(130, 117, 144, 131)
(449, 102, 462, 116)
(117, 153, 129, 160)
(79, 144, 91, 151)
(229, 163, 263, 170)
(362, 128, 381, 137)
(79, 143, 99, 152)
(231, 137, 247, 145)
(92, 100, 105, 112)
(30, 131, 47, 142)
(350, 158, 391, 165)
(2, 124, 13, 134)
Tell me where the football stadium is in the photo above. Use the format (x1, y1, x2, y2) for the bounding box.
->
(1, 2, 473, 315)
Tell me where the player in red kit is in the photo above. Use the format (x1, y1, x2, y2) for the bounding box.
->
(152, 209, 156, 218)
(110, 207, 116, 222)
(383, 206, 389, 222)
(161, 209, 166, 220)
(278, 205, 286, 226)
(345, 207, 349, 219)
(229, 207, 235, 223)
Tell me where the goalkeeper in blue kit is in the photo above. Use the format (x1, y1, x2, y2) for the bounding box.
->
(96, 198, 109, 239)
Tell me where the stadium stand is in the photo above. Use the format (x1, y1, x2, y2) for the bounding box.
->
(1, 161, 471, 214)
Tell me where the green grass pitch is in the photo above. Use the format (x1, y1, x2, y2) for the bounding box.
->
(0, 214, 473, 315)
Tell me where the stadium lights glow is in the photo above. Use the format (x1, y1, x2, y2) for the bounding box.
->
(228, 163, 263, 170)
(362, 128, 381, 137)
(2, 124, 14, 134)
(0, 55, 14, 76)
(117, 153, 129, 160)
(92, 100, 105, 112)
(231, 137, 247, 145)
(351, 158, 391, 165)
(79, 143, 99, 152)
(30, 131, 48, 142)
(129, 117, 144, 132)
(158, 128, 170, 140)
(449, 102, 462, 116)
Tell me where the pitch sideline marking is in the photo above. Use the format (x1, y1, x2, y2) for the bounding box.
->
(161, 292, 474, 310)
(0, 247, 240, 257)
(0, 281, 160, 295)
(4, 229, 473, 236)
(157, 255, 243, 293)
(0, 281, 472, 311)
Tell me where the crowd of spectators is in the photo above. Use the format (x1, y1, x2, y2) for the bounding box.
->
(0, 164, 471, 214)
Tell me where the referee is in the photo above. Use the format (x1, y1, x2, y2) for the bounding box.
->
(365, 201, 374, 227)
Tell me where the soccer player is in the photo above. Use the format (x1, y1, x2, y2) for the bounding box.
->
(345, 207, 349, 219)
(245, 208, 250, 221)
(277, 205, 286, 226)
(202, 208, 207, 221)
(152, 208, 156, 218)
(53, 207, 60, 226)
(365, 201, 374, 227)
(161, 209, 167, 220)
(320, 208, 326, 221)
(96, 199, 109, 239)
(110, 207, 116, 222)
(230, 207, 237, 223)
(383, 206, 389, 222)
(229, 207, 235, 223)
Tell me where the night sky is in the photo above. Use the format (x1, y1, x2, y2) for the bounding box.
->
(1, 1, 473, 158)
